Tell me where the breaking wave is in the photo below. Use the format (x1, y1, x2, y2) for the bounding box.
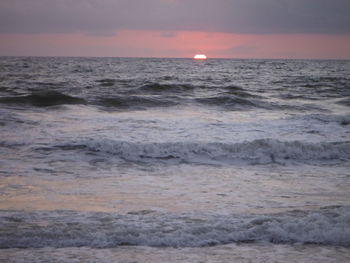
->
(1, 206, 349, 248)
(47, 139, 350, 165)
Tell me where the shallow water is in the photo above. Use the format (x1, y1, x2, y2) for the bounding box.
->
(0, 57, 349, 261)
(1, 245, 349, 263)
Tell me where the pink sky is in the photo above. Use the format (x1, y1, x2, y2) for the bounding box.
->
(1, 0, 350, 59)
(1, 30, 349, 59)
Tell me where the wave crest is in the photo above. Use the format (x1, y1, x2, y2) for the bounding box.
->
(54, 139, 350, 165)
(1, 206, 349, 248)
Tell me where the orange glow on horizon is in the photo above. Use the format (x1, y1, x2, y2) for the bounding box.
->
(194, 54, 207, 60)
(1, 30, 350, 59)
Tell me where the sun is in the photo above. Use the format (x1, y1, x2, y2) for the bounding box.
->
(194, 54, 207, 60)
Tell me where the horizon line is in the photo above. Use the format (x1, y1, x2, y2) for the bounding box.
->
(1, 55, 349, 61)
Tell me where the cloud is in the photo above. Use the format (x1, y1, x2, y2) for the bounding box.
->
(0, 0, 349, 35)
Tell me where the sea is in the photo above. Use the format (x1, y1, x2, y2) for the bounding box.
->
(0, 57, 349, 262)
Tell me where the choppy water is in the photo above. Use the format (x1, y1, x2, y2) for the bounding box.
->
(0, 57, 350, 262)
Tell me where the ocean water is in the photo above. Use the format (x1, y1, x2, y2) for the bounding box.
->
(0, 57, 350, 262)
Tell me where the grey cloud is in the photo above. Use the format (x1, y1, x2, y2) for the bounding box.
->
(0, 0, 349, 35)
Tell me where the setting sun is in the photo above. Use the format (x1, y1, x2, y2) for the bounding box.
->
(194, 54, 207, 60)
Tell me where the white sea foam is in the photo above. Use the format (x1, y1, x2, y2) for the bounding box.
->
(0, 206, 349, 248)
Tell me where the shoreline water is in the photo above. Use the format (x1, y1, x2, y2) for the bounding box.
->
(1, 244, 349, 263)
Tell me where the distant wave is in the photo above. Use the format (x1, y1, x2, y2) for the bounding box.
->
(289, 114, 350, 126)
(1, 206, 349, 248)
(96, 95, 178, 109)
(337, 98, 350, 107)
(195, 94, 325, 111)
(0, 91, 86, 107)
(0, 83, 322, 111)
(138, 83, 196, 93)
(95, 83, 264, 110)
(134, 83, 304, 111)
(43, 139, 350, 165)
(137, 83, 252, 95)
(95, 79, 116, 87)
(195, 95, 265, 110)
(96, 93, 269, 111)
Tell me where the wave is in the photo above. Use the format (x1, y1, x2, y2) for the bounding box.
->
(0, 84, 319, 112)
(138, 83, 195, 93)
(289, 114, 350, 126)
(138, 83, 257, 97)
(195, 95, 264, 110)
(337, 98, 350, 107)
(95, 79, 116, 87)
(1, 206, 349, 248)
(48, 139, 350, 165)
(138, 82, 250, 96)
(0, 91, 86, 107)
(96, 93, 264, 111)
(97, 95, 178, 109)
(194, 94, 312, 111)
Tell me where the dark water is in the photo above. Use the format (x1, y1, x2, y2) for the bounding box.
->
(1, 57, 349, 110)
(0, 57, 350, 261)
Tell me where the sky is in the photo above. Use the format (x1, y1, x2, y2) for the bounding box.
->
(0, 0, 349, 59)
